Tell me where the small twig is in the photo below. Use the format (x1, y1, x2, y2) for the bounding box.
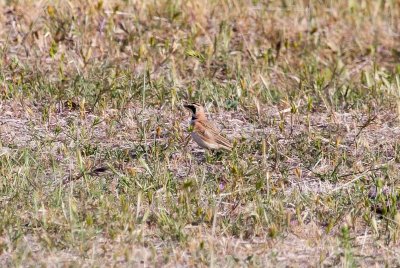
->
(62, 166, 109, 185)
(354, 114, 378, 141)
(330, 174, 364, 193)
(330, 164, 387, 192)
(337, 166, 385, 179)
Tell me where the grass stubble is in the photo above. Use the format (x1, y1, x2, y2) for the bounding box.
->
(1, 0, 400, 266)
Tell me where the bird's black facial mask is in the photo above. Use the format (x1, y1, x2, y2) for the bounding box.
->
(184, 104, 196, 114)
(184, 104, 197, 120)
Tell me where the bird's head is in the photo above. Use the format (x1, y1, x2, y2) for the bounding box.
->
(184, 102, 205, 120)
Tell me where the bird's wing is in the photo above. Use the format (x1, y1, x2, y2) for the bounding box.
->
(195, 120, 233, 150)
(204, 120, 221, 133)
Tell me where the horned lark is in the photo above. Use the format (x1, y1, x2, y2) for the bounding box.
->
(184, 103, 233, 151)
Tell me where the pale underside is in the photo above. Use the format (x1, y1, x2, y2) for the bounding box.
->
(191, 132, 223, 150)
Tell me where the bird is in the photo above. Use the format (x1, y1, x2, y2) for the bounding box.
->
(183, 103, 233, 151)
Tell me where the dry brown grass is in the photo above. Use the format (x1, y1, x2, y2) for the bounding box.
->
(1, 0, 400, 266)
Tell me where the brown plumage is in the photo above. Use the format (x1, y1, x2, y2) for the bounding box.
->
(184, 103, 233, 151)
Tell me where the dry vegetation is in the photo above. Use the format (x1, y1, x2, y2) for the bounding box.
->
(1, 0, 400, 266)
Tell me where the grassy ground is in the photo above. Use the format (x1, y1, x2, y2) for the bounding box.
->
(1, 0, 400, 266)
